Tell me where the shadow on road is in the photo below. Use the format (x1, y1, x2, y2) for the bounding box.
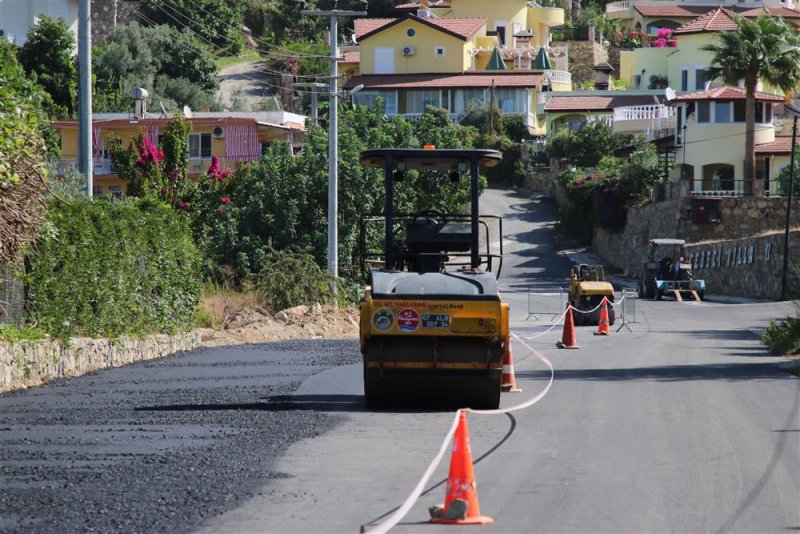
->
(516, 362, 792, 382)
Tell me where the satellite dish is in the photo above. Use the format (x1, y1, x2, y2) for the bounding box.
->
(665, 87, 676, 101)
(183, 105, 193, 118)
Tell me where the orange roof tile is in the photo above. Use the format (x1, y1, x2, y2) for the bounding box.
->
(736, 6, 800, 18)
(355, 14, 486, 41)
(344, 71, 545, 89)
(755, 137, 800, 154)
(544, 94, 660, 112)
(339, 51, 360, 63)
(671, 86, 785, 102)
(673, 7, 738, 34)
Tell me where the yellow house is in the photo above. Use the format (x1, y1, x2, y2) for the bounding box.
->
(53, 111, 306, 197)
(668, 86, 785, 196)
(619, 8, 796, 95)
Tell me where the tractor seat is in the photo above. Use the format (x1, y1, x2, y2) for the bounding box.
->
(405, 222, 472, 253)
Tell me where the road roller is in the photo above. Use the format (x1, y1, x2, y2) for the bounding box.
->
(358, 148, 509, 409)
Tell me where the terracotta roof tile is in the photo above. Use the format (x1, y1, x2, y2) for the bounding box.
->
(736, 6, 800, 18)
(339, 51, 360, 63)
(544, 94, 660, 112)
(673, 7, 738, 34)
(344, 71, 545, 89)
(634, 5, 721, 18)
(356, 15, 486, 41)
(671, 86, 785, 102)
(755, 137, 800, 154)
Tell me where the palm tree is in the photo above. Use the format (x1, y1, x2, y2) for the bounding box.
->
(701, 14, 800, 197)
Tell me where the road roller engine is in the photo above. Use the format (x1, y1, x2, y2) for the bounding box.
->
(358, 148, 508, 409)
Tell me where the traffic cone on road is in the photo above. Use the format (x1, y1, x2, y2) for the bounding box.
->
(430, 411, 493, 525)
(594, 298, 611, 336)
(556, 305, 580, 349)
(501, 345, 522, 393)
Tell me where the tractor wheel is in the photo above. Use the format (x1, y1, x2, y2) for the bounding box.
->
(698, 290, 705, 301)
(608, 306, 616, 326)
(363, 370, 387, 410)
(572, 304, 584, 326)
(656, 289, 663, 301)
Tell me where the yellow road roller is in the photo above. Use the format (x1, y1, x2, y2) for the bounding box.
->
(358, 148, 509, 409)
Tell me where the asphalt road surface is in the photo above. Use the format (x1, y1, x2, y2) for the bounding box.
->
(1, 189, 798, 533)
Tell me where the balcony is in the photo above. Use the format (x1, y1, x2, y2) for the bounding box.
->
(53, 155, 262, 177)
(613, 104, 675, 139)
(547, 70, 572, 86)
(605, 1, 630, 13)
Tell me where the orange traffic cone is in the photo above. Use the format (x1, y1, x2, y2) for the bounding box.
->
(594, 298, 611, 336)
(501, 345, 522, 393)
(556, 305, 580, 349)
(429, 411, 493, 525)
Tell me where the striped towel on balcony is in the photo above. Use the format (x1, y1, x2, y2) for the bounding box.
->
(225, 123, 261, 166)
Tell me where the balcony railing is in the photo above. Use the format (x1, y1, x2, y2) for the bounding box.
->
(53, 155, 263, 177)
(547, 70, 572, 85)
(605, 1, 630, 13)
(613, 104, 674, 122)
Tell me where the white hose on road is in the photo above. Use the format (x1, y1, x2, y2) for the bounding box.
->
(360, 333, 555, 534)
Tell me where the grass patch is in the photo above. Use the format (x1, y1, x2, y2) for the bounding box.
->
(215, 47, 261, 71)
(198, 281, 264, 327)
(0, 325, 46, 343)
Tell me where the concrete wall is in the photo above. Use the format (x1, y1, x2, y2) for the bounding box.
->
(594, 197, 800, 299)
(0, 331, 200, 393)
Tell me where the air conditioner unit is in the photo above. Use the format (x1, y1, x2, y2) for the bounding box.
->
(212, 126, 225, 139)
(403, 46, 416, 56)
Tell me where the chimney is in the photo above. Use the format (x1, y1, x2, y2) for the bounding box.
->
(592, 62, 614, 90)
(132, 87, 149, 119)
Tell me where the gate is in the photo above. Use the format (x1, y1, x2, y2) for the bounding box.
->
(527, 286, 566, 321)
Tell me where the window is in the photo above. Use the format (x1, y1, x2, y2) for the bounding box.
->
(188, 133, 212, 159)
(353, 90, 398, 115)
(512, 22, 522, 47)
(109, 185, 122, 199)
(455, 88, 487, 114)
(495, 88, 525, 113)
(733, 101, 746, 122)
(405, 90, 440, 114)
(495, 21, 507, 47)
(92, 185, 104, 197)
(755, 102, 764, 123)
(681, 69, 688, 92)
(715, 102, 730, 123)
(406, 28, 416, 37)
(695, 67, 707, 90)
(697, 101, 710, 123)
(434, 46, 445, 57)
(374, 47, 395, 74)
(765, 103, 773, 123)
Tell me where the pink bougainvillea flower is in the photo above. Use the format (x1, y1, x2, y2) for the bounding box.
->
(221, 196, 231, 204)
(217, 207, 225, 214)
(653, 38, 668, 48)
(178, 201, 190, 210)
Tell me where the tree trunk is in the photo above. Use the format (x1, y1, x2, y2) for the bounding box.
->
(745, 78, 762, 197)
(572, 0, 582, 24)
(563, 0, 573, 24)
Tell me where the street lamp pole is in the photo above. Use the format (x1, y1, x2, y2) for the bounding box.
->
(781, 113, 797, 300)
(302, 6, 366, 283)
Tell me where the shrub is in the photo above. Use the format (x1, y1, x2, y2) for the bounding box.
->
(256, 249, 336, 313)
(27, 198, 201, 339)
(763, 314, 800, 355)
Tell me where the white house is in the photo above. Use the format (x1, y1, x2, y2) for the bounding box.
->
(0, 0, 78, 47)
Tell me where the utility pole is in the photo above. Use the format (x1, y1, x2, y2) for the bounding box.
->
(303, 3, 366, 282)
(78, 0, 93, 197)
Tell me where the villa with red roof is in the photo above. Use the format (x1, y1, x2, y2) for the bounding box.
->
(340, 0, 570, 134)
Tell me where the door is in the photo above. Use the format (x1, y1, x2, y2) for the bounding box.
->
(374, 47, 395, 74)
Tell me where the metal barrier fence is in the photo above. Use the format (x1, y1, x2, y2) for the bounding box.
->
(616, 289, 639, 332)
(0, 265, 25, 326)
(527, 286, 566, 320)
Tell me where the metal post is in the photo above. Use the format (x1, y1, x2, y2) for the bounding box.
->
(384, 155, 394, 269)
(302, 8, 366, 283)
(78, 0, 93, 197)
(328, 13, 338, 280)
(311, 87, 319, 125)
(781, 114, 797, 301)
(470, 154, 480, 269)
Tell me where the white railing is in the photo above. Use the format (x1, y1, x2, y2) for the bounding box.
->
(587, 115, 614, 127)
(397, 113, 461, 122)
(547, 70, 572, 85)
(613, 104, 674, 122)
(605, 1, 630, 13)
(644, 127, 675, 141)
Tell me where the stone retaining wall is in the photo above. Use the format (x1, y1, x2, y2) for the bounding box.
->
(593, 197, 800, 299)
(552, 41, 608, 86)
(0, 331, 200, 393)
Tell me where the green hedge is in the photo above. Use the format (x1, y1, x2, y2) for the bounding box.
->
(27, 198, 201, 339)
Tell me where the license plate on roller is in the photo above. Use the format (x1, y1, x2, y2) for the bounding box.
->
(422, 314, 450, 328)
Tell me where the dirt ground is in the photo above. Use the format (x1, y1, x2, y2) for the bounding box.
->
(197, 304, 359, 347)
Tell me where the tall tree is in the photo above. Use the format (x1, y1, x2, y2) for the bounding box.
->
(702, 14, 800, 197)
(16, 15, 77, 116)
